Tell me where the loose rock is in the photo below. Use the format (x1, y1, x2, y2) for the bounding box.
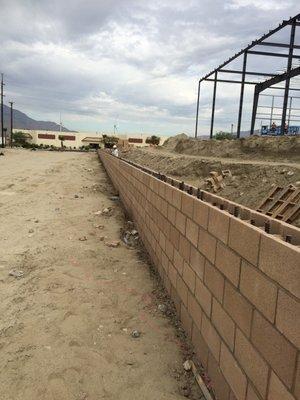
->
(131, 330, 141, 338)
(9, 270, 24, 278)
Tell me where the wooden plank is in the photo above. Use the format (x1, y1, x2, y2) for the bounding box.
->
(188, 360, 214, 400)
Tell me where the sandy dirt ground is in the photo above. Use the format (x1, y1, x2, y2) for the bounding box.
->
(0, 149, 200, 400)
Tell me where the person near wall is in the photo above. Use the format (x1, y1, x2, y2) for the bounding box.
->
(112, 145, 119, 157)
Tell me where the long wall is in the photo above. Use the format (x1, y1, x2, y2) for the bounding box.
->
(99, 150, 300, 400)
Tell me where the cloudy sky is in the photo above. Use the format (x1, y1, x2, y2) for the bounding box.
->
(0, 0, 299, 135)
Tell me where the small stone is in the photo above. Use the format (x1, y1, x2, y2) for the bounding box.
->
(287, 171, 294, 177)
(74, 194, 79, 198)
(99, 236, 106, 241)
(105, 240, 120, 248)
(183, 360, 192, 371)
(28, 229, 34, 233)
(9, 270, 24, 278)
(94, 225, 104, 229)
(34, 220, 39, 223)
(94, 211, 102, 216)
(158, 304, 167, 313)
(79, 236, 87, 241)
(131, 330, 141, 338)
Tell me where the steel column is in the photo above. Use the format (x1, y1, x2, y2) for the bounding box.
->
(194, 81, 201, 138)
(237, 51, 247, 138)
(270, 95, 274, 128)
(281, 21, 296, 135)
(210, 71, 218, 139)
(250, 86, 259, 135)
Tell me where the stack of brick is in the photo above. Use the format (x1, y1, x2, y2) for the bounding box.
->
(99, 151, 300, 400)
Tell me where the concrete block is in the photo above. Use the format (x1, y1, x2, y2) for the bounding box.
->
(276, 289, 300, 348)
(228, 218, 261, 266)
(201, 313, 221, 362)
(240, 260, 277, 323)
(198, 227, 217, 264)
(215, 242, 241, 287)
(183, 262, 196, 293)
(181, 193, 194, 219)
(176, 275, 188, 307)
(204, 260, 225, 303)
(175, 210, 186, 235)
(252, 311, 297, 389)
(207, 352, 230, 400)
(268, 372, 295, 400)
(195, 277, 212, 317)
(224, 281, 253, 338)
(188, 291, 202, 331)
(208, 207, 230, 244)
(186, 217, 199, 248)
(189, 245, 205, 280)
(220, 341, 247, 400)
(192, 325, 209, 369)
(173, 248, 184, 275)
(235, 329, 269, 398)
(179, 234, 191, 263)
(212, 298, 235, 351)
(259, 234, 300, 298)
(193, 199, 209, 229)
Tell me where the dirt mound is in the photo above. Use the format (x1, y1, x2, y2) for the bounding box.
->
(163, 133, 189, 151)
(170, 135, 300, 162)
(122, 147, 300, 227)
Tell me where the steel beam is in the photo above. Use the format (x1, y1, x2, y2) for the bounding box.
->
(256, 66, 300, 93)
(281, 21, 296, 135)
(250, 87, 259, 135)
(237, 52, 248, 138)
(195, 81, 201, 138)
(219, 69, 277, 77)
(258, 41, 300, 49)
(248, 50, 300, 59)
(205, 78, 256, 85)
(210, 72, 218, 139)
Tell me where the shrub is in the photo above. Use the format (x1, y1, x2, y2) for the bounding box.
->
(145, 135, 160, 145)
(102, 134, 118, 148)
(214, 131, 235, 140)
(13, 131, 28, 145)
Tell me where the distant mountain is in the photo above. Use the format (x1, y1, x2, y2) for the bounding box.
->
(2, 104, 75, 132)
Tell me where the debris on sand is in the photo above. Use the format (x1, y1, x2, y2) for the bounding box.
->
(158, 304, 167, 313)
(109, 195, 119, 201)
(131, 330, 141, 338)
(94, 224, 104, 229)
(79, 236, 87, 241)
(94, 207, 113, 216)
(105, 240, 120, 248)
(122, 229, 139, 247)
(183, 360, 192, 371)
(9, 270, 24, 278)
(205, 170, 232, 192)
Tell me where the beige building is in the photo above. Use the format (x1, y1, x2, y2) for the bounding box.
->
(14, 129, 169, 149)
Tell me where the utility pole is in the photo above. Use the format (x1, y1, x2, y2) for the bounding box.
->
(1, 73, 4, 148)
(9, 101, 14, 147)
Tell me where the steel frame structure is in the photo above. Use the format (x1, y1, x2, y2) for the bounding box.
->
(194, 14, 300, 139)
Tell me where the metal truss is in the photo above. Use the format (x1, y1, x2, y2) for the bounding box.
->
(195, 14, 300, 139)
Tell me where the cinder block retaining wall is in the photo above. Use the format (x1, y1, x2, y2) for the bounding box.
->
(99, 150, 300, 400)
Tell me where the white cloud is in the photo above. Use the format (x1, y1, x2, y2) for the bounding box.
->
(0, 0, 298, 135)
